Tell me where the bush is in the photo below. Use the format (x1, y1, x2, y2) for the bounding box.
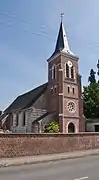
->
(44, 121, 59, 133)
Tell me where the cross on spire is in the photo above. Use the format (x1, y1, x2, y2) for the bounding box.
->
(60, 13, 64, 22)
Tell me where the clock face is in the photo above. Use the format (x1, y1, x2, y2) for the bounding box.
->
(67, 101, 76, 113)
(67, 61, 72, 67)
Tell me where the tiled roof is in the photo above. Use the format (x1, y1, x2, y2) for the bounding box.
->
(4, 83, 48, 113)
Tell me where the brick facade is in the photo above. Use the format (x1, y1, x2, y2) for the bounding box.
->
(0, 133, 99, 158)
(47, 52, 85, 133)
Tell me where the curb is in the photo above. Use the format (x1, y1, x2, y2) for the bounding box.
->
(0, 149, 99, 168)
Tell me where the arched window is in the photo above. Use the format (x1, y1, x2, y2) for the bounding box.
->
(54, 86, 57, 93)
(68, 122, 75, 133)
(53, 66, 56, 79)
(23, 112, 26, 126)
(16, 113, 18, 126)
(66, 63, 69, 78)
(71, 66, 74, 79)
(73, 87, 75, 94)
(68, 86, 70, 93)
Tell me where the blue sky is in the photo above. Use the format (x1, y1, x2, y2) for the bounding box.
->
(0, 0, 99, 110)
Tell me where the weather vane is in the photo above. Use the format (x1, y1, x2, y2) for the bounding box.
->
(60, 13, 64, 22)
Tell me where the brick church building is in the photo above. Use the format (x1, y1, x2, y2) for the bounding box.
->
(0, 20, 85, 133)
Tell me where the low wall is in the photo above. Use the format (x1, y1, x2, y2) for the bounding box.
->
(0, 133, 99, 158)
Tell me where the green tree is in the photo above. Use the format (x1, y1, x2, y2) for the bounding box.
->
(88, 69, 96, 84)
(97, 59, 99, 83)
(83, 82, 99, 118)
(44, 121, 59, 133)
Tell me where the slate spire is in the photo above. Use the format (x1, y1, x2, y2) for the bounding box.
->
(54, 21, 73, 55)
(47, 17, 74, 61)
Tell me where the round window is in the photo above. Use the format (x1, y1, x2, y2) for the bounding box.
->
(67, 101, 76, 113)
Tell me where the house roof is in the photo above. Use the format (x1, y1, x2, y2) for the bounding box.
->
(4, 82, 48, 113)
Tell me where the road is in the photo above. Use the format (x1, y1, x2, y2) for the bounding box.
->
(0, 155, 99, 180)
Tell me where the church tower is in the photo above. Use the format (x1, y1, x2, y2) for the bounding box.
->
(47, 18, 85, 133)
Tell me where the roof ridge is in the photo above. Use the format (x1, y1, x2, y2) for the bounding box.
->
(18, 82, 47, 98)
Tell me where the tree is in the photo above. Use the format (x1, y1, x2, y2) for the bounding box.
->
(97, 59, 99, 83)
(88, 69, 96, 84)
(83, 82, 99, 118)
(44, 121, 59, 133)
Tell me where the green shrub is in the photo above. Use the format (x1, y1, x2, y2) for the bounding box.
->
(45, 121, 59, 133)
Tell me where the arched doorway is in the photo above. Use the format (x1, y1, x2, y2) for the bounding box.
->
(68, 122, 75, 133)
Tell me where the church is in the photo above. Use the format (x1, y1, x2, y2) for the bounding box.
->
(0, 19, 85, 133)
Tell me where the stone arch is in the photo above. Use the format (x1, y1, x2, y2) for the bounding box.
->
(68, 122, 75, 133)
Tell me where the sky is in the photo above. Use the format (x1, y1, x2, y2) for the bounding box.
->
(0, 0, 99, 111)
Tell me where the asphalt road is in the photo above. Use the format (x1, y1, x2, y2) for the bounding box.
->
(0, 155, 99, 180)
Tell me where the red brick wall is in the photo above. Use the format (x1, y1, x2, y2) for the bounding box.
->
(0, 133, 99, 158)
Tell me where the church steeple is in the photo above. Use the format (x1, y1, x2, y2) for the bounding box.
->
(48, 18, 74, 61)
(47, 16, 84, 133)
(55, 21, 73, 55)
